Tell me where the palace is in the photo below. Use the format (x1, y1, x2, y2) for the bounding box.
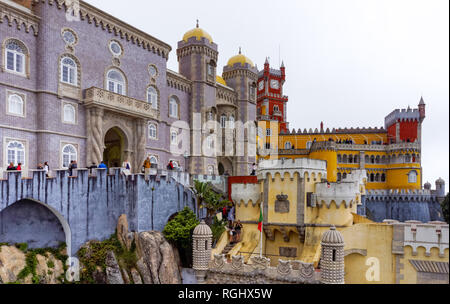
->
(0, 0, 256, 177)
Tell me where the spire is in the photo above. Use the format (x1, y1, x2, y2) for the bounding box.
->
(239, 47, 242, 55)
(281, 60, 285, 68)
(196, 19, 199, 28)
(265, 57, 269, 64)
(419, 96, 425, 105)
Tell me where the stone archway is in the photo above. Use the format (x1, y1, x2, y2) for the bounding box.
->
(0, 199, 71, 255)
(104, 127, 128, 169)
(218, 157, 234, 176)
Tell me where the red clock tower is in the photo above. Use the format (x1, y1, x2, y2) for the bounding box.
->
(257, 58, 289, 133)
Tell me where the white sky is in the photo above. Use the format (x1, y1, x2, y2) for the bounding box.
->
(85, 0, 449, 190)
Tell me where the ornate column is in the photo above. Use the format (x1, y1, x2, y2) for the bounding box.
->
(87, 107, 104, 166)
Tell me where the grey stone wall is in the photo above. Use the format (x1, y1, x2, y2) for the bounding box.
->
(0, 169, 200, 256)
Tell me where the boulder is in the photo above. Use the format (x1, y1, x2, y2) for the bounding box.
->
(117, 214, 132, 250)
(130, 268, 142, 284)
(159, 241, 181, 284)
(105, 251, 124, 284)
(122, 268, 131, 284)
(136, 258, 153, 284)
(137, 231, 163, 284)
(0, 246, 26, 283)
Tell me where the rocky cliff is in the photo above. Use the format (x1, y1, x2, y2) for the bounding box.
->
(0, 215, 182, 284)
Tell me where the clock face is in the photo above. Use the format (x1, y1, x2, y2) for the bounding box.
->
(270, 80, 280, 89)
(259, 81, 264, 90)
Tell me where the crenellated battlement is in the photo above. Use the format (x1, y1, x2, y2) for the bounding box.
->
(206, 255, 319, 284)
(231, 183, 260, 207)
(385, 108, 421, 128)
(258, 158, 327, 181)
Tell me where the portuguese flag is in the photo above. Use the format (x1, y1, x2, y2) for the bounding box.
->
(258, 208, 263, 232)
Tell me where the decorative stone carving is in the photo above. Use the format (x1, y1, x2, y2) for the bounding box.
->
(279, 247, 297, 258)
(213, 254, 226, 270)
(277, 259, 292, 276)
(275, 194, 290, 213)
(231, 255, 244, 271)
(250, 256, 270, 270)
(298, 262, 315, 280)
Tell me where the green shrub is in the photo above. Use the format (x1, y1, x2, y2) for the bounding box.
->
(211, 216, 227, 246)
(15, 243, 28, 252)
(163, 207, 200, 249)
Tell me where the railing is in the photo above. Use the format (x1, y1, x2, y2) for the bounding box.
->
(84, 87, 159, 119)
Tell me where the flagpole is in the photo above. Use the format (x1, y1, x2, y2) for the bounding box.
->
(260, 204, 263, 258)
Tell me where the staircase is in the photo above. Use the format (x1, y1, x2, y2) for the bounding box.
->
(221, 243, 236, 256)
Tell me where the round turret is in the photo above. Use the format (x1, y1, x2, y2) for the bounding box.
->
(424, 182, 432, 190)
(435, 178, 446, 198)
(192, 220, 212, 283)
(320, 226, 345, 284)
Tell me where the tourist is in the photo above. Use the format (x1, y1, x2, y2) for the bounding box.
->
(234, 220, 243, 242)
(122, 160, 131, 176)
(143, 157, 151, 176)
(98, 161, 108, 170)
(37, 163, 44, 170)
(69, 160, 78, 176)
(44, 162, 50, 178)
(16, 163, 22, 171)
(167, 160, 174, 171)
(228, 205, 235, 228)
(88, 163, 97, 174)
(250, 163, 257, 176)
(7, 162, 16, 171)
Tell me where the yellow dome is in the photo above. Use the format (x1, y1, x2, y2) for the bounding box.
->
(183, 23, 213, 43)
(227, 50, 254, 68)
(216, 76, 227, 86)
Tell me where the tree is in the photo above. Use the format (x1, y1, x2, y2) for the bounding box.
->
(163, 207, 199, 267)
(193, 180, 230, 225)
(442, 193, 449, 224)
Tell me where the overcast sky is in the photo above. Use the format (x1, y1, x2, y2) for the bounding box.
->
(85, 0, 449, 190)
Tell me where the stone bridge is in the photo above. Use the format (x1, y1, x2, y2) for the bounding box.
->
(0, 169, 199, 256)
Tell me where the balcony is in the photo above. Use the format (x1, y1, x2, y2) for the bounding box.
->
(84, 87, 159, 120)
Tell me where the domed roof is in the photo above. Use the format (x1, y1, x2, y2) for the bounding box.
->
(216, 76, 227, 86)
(183, 21, 213, 43)
(424, 182, 432, 189)
(436, 177, 445, 184)
(227, 48, 254, 68)
(321, 226, 344, 245)
(193, 220, 212, 236)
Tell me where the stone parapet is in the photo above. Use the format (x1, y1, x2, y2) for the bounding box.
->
(258, 158, 327, 181)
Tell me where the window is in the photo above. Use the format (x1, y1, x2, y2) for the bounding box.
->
(207, 112, 214, 121)
(149, 65, 158, 78)
(7, 141, 25, 166)
(229, 115, 235, 129)
(148, 123, 157, 139)
(61, 57, 77, 85)
(381, 174, 386, 182)
(266, 129, 272, 137)
(8, 94, 24, 116)
(63, 104, 76, 124)
(220, 115, 227, 128)
(109, 40, 123, 57)
(107, 69, 126, 95)
(171, 131, 178, 145)
(208, 64, 214, 76)
(337, 173, 342, 182)
(207, 136, 214, 149)
(273, 105, 279, 112)
(285, 142, 292, 149)
(408, 171, 418, 183)
(62, 144, 77, 168)
(306, 141, 313, 149)
(5, 40, 25, 75)
(150, 156, 158, 168)
(61, 29, 78, 46)
(208, 165, 214, 175)
(169, 97, 179, 118)
(147, 86, 158, 109)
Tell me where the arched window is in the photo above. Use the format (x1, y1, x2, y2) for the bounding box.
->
(5, 40, 25, 74)
(63, 104, 76, 124)
(375, 173, 380, 182)
(107, 69, 126, 95)
(348, 155, 353, 164)
(285, 142, 292, 149)
(207, 136, 214, 149)
(371, 155, 375, 164)
(229, 115, 235, 129)
(61, 57, 77, 85)
(62, 144, 77, 168)
(208, 165, 214, 175)
(273, 105, 279, 112)
(376, 156, 381, 164)
(7, 141, 25, 166)
(370, 173, 375, 182)
(170, 131, 178, 145)
(408, 171, 418, 183)
(381, 174, 386, 182)
(8, 94, 24, 116)
(148, 123, 157, 139)
(150, 156, 158, 168)
(354, 155, 359, 164)
(220, 114, 227, 128)
(306, 141, 313, 149)
(337, 154, 342, 163)
(147, 86, 158, 109)
(343, 173, 347, 180)
(169, 96, 179, 118)
(343, 155, 348, 163)
(337, 173, 342, 182)
(405, 154, 411, 163)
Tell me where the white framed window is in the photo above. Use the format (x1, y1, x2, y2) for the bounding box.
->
(147, 86, 158, 109)
(148, 123, 157, 139)
(208, 64, 214, 76)
(7, 141, 25, 166)
(63, 103, 76, 124)
(61, 57, 77, 85)
(150, 156, 158, 165)
(62, 144, 77, 168)
(109, 40, 123, 57)
(169, 96, 179, 118)
(408, 171, 418, 183)
(7, 94, 24, 116)
(170, 131, 178, 145)
(207, 112, 214, 121)
(62, 29, 77, 45)
(220, 115, 227, 128)
(207, 165, 214, 175)
(107, 69, 126, 95)
(285, 142, 292, 149)
(5, 40, 25, 75)
(148, 65, 158, 78)
(229, 115, 235, 129)
(306, 141, 313, 149)
(266, 129, 272, 137)
(207, 136, 214, 149)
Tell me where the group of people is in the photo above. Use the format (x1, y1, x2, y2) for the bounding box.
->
(7, 162, 22, 172)
(223, 204, 243, 244)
